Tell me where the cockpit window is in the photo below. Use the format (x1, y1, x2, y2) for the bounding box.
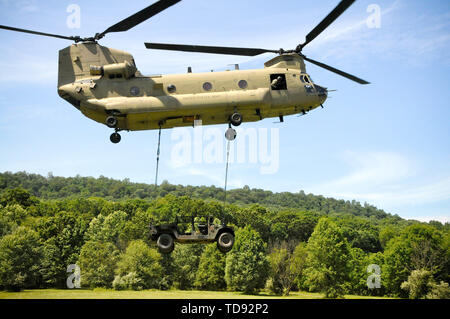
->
(300, 74, 313, 83)
(305, 85, 315, 93)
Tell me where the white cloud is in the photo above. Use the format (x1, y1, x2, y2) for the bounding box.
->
(307, 150, 450, 208)
(312, 151, 414, 189)
(330, 178, 450, 207)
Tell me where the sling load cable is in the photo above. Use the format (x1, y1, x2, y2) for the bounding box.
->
(154, 124, 162, 187)
(222, 126, 236, 224)
(223, 139, 231, 210)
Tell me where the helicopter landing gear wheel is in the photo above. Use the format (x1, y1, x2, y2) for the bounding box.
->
(110, 132, 121, 144)
(229, 112, 242, 126)
(106, 116, 118, 128)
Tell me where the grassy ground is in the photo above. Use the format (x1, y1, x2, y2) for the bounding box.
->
(0, 289, 389, 299)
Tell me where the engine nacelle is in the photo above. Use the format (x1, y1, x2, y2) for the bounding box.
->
(90, 60, 137, 79)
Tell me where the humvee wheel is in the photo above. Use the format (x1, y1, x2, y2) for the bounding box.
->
(157, 233, 174, 254)
(217, 232, 234, 253)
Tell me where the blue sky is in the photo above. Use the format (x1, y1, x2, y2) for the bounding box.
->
(0, 0, 449, 223)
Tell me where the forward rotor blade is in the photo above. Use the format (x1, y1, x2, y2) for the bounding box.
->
(301, 0, 355, 49)
(0, 25, 77, 41)
(303, 56, 369, 84)
(100, 0, 181, 36)
(145, 42, 278, 56)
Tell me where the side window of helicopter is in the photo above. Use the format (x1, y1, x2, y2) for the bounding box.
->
(270, 74, 287, 90)
(203, 82, 212, 91)
(238, 80, 248, 89)
(167, 84, 177, 93)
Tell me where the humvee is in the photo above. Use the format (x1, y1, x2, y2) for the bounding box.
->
(150, 216, 234, 254)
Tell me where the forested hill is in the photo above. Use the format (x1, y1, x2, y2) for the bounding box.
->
(0, 171, 392, 220)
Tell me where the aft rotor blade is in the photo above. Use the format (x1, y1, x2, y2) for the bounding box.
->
(301, 0, 355, 49)
(145, 42, 278, 56)
(0, 25, 78, 41)
(100, 0, 181, 36)
(303, 56, 369, 84)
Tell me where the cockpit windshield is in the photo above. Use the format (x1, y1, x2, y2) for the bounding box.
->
(300, 74, 313, 83)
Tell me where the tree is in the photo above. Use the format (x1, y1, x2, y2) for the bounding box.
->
(113, 272, 144, 291)
(426, 281, 450, 299)
(267, 244, 296, 295)
(304, 218, 351, 298)
(334, 215, 381, 253)
(159, 253, 175, 290)
(39, 238, 65, 288)
(0, 172, 390, 219)
(232, 205, 271, 242)
(346, 247, 370, 295)
(0, 188, 38, 208)
(194, 243, 226, 291)
(115, 240, 163, 290)
(401, 269, 436, 299)
(36, 211, 89, 288)
(361, 252, 386, 296)
(78, 241, 119, 288)
(0, 204, 27, 237)
(84, 211, 128, 249)
(269, 211, 319, 243)
(171, 244, 204, 290)
(383, 224, 447, 296)
(225, 226, 269, 294)
(0, 227, 42, 291)
(379, 225, 400, 249)
(292, 242, 308, 291)
(121, 209, 157, 243)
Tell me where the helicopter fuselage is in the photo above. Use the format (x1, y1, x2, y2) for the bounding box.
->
(57, 43, 327, 131)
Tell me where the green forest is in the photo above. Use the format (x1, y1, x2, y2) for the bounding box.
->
(0, 171, 448, 298)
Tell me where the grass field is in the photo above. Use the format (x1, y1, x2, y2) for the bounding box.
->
(0, 289, 389, 299)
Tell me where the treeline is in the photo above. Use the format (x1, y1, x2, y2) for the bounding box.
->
(0, 175, 449, 298)
(0, 171, 390, 219)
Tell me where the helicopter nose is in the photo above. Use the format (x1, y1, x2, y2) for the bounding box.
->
(315, 84, 328, 103)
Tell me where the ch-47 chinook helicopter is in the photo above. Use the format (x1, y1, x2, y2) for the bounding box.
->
(0, 0, 369, 144)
